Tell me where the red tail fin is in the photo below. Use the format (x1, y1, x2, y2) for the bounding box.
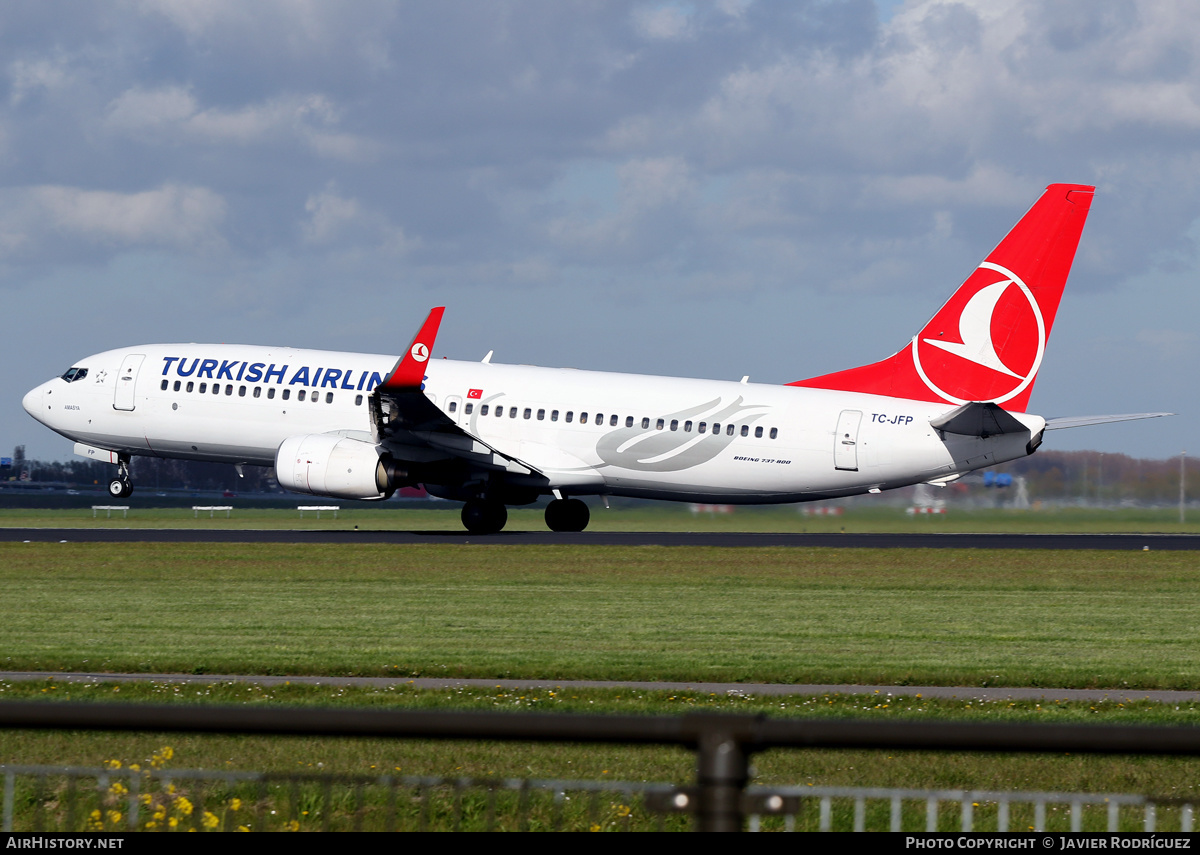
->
(789, 183, 1094, 412)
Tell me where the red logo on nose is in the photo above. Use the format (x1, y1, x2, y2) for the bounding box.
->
(912, 262, 1045, 405)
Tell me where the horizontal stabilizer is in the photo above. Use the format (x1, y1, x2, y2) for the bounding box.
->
(1044, 412, 1174, 431)
(930, 402, 1029, 437)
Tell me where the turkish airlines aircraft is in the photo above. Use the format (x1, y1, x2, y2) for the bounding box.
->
(23, 183, 1168, 533)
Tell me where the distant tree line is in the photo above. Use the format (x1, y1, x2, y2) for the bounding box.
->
(4, 448, 1195, 504)
(3, 455, 274, 493)
(999, 450, 1195, 505)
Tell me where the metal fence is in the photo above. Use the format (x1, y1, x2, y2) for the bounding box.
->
(3, 701, 1200, 831)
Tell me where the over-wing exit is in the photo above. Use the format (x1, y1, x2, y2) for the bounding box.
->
(23, 184, 1170, 533)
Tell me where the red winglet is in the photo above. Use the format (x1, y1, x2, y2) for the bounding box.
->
(379, 307, 446, 392)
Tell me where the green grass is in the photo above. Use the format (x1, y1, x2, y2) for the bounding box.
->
(2, 504, 1199, 532)
(3, 543, 1200, 689)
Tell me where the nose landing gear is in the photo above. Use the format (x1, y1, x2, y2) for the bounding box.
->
(108, 455, 133, 499)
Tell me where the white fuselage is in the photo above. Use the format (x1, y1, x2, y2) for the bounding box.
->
(23, 343, 1044, 503)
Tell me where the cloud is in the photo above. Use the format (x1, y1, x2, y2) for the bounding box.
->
(631, 4, 695, 41)
(302, 186, 414, 252)
(8, 56, 74, 105)
(104, 86, 376, 159)
(0, 184, 226, 257)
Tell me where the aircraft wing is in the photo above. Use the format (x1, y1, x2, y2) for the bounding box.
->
(371, 308, 544, 477)
(1043, 412, 1175, 430)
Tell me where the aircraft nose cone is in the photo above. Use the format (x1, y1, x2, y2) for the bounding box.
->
(22, 385, 43, 419)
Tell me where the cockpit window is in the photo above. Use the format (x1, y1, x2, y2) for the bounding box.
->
(60, 367, 88, 383)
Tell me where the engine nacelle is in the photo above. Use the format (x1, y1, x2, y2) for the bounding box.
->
(276, 434, 393, 500)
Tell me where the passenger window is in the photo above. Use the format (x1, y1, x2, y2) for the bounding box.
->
(537, 409, 545, 420)
(510, 407, 518, 418)
(755, 426, 763, 438)
(186, 382, 194, 393)
(566, 411, 574, 423)
(355, 394, 363, 406)
(267, 388, 275, 399)
(213, 384, 220, 395)
(253, 387, 261, 398)
(524, 408, 532, 419)
(298, 390, 306, 401)
(481, 404, 489, 416)
(465, 403, 474, 415)
(160, 380, 168, 391)
(642, 418, 650, 429)
(199, 383, 207, 393)
(670, 419, 678, 431)
(325, 392, 333, 403)
(448, 401, 457, 413)
(238, 386, 246, 397)
(726, 424, 735, 436)
(496, 406, 503, 417)
(625, 416, 633, 428)
(551, 410, 559, 422)
(173, 380, 181, 392)
(656, 419, 664, 430)
(282, 389, 290, 401)
(684, 421, 692, 432)
(595, 413, 603, 425)
(580, 412, 588, 423)
(225, 385, 233, 396)
(740, 425, 748, 437)
(712, 423, 720, 434)
(610, 414, 618, 426)
(770, 427, 778, 439)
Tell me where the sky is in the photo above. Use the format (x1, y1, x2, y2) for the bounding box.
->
(3, 0, 1198, 462)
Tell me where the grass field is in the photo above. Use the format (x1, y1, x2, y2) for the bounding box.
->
(2, 504, 1199, 532)
(3, 542, 1198, 688)
(3, 510, 1199, 824)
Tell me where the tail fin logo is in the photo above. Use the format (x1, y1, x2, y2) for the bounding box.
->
(911, 261, 1045, 406)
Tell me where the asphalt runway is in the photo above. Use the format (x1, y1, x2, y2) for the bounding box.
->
(4, 671, 1199, 704)
(3, 528, 1200, 548)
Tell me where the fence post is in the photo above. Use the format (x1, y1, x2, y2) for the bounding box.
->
(688, 714, 759, 832)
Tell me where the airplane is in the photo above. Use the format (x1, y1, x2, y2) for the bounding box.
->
(22, 183, 1170, 534)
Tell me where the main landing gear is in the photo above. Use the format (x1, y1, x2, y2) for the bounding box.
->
(459, 497, 592, 534)
(545, 498, 589, 532)
(461, 499, 508, 535)
(108, 456, 133, 499)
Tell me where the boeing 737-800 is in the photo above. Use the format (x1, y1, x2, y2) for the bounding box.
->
(22, 184, 1169, 533)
